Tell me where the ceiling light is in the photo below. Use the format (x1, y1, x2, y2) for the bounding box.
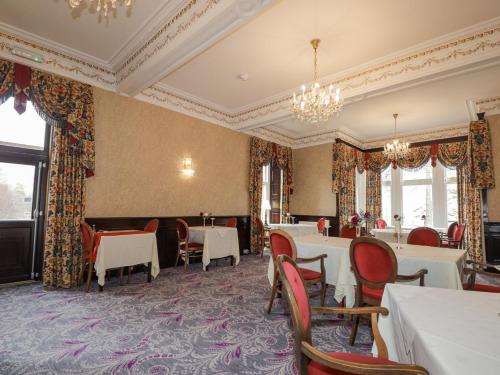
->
(68, 0, 132, 17)
(383, 114, 410, 160)
(291, 39, 343, 124)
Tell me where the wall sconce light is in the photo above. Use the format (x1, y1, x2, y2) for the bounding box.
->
(182, 158, 195, 176)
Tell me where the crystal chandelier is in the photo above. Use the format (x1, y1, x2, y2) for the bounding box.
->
(383, 114, 410, 160)
(292, 39, 343, 124)
(68, 0, 132, 17)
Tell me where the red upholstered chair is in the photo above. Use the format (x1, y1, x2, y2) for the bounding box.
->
(144, 218, 159, 233)
(277, 254, 429, 375)
(226, 217, 237, 228)
(441, 223, 466, 249)
(340, 225, 357, 239)
(317, 217, 326, 234)
(268, 230, 327, 314)
(175, 218, 204, 272)
(255, 217, 269, 257)
(376, 218, 387, 229)
(407, 227, 441, 247)
(81, 221, 95, 292)
(463, 260, 500, 293)
(349, 237, 428, 345)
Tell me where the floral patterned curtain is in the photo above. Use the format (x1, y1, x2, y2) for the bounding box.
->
(397, 145, 431, 170)
(437, 141, 467, 168)
(249, 137, 293, 253)
(457, 161, 482, 262)
(469, 119, 495, 189)
(332, 143, 358, 225)
(0, 59, 95, 288)
(366, 169, 381, 230)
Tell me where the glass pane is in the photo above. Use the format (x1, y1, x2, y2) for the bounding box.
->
(445, 167, 457, 181)
(401, 160, 432, 181)
(447, 183, 458, 224)
(382, 183, 391, 225)
(0, 162, 35, 220)
(381, 166, 391, 182)
(0, 98, 46, 149)
(402, 184, 433, 227)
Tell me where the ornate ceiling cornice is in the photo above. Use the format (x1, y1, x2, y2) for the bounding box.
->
(0, 9, 497, 149)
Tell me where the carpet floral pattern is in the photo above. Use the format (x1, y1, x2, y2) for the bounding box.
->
(0, 255, 372, 374)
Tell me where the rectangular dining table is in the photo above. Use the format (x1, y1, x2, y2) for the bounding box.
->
(267, 234, 466, 307)
(373, 283, 500, 375)
(189, 226, 240, 271)
(93, 231, 159, 287)
(269, 223, 318, 238)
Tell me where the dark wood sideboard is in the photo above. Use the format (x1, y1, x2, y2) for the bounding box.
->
(85, 215, 250, 269)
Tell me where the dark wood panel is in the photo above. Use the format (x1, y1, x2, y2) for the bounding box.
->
(291, 214, 339, 237)
(85, 215, 251, 269)
(0, 223, 33, 283)
(484, 222, 500, 264)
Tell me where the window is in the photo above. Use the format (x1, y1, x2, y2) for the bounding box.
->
(401, 160, 433, 228)
(261, 163, 271, 223)
(381, 166, 392, 225)
(380, 160, 458, 229)
(0, 98, 46, 149)
(355, 170, 366, 213)
(0, 162, 35, 220)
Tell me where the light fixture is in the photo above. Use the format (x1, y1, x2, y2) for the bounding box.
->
(68, 0, 132, 17)
(291, 39, 343, 124)
(181, 158, 194, 177)
(383, 114, 410, 160)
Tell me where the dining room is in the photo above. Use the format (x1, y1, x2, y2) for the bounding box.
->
(0, 1, 500, 374)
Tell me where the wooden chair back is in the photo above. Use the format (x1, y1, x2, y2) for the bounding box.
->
(269, 230, 297, 261)
(350, 237, 397, 301)
(447, 221, 458, 238)
(407, 227, 441, 247)
(226, 217, 237, 228)
(454, 223, 466, 241)
(340, 225, 357, 239)
(176, 218, 190, 244)
(255, 217, 265, 233)
(144, 219, 159, 233)
(80, 221, 95, 259)
(376, 218, 387, 229)
(317, 217, 326, 233)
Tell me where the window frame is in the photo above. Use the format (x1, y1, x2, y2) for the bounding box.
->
(381, 160, 458, 229)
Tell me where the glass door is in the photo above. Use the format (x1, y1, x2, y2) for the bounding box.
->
(0, 98, 49, 283)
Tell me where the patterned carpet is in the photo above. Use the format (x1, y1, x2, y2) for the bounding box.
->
(0, 255, 372, 375)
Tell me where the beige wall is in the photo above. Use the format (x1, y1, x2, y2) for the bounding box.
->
(487, 114, 500, 222)
(289, 143, 337, 216)
(85, 88, 250, 217)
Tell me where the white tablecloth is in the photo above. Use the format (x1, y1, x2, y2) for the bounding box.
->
(189, 226, 240, 271)
(374, 283, 500, 375)
(269, 223, 318, 237)
(372, 228, 410, 243)
(94, 232, 159, 286)
(267, 234, 466, 307)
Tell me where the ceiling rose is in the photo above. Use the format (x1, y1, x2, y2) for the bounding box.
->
(68, 0, 132, 17)
(291, 39, 343, 124)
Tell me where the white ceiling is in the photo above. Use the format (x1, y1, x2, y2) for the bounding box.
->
(270, 64, 500, 140)
(0, 0, 499, 147)
(0, 0, 168, 62)
(161, 0, 500, 109)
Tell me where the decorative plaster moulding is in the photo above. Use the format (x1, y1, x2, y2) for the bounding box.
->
(0, 8, 497, 148)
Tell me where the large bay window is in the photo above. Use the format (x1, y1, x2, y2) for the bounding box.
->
(381, 160, 458, 228)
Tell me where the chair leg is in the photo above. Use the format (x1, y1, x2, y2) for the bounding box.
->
(85, 261, 93, 293)
(175, 248, 180, 267)
(127, 267, 131, 283)
(349, 316, 360, 346)
(267, 274, 279, 314)
(184, 253, 189, 272)
(320, 282, 327, 306)
(119, 268, 124, 285)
